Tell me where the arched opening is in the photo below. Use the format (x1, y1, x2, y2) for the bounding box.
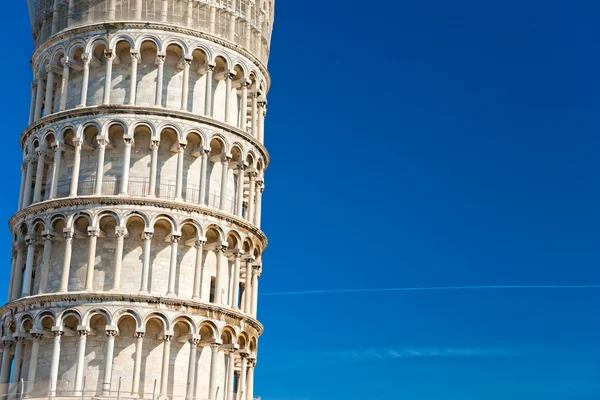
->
(212, 56, 229, 122)
(162, 43, 186, 109)
(149, 219, 173, 294)
(207, 138, 226, 208)
(183, 132, 203, 203)
(156, 128, 179, 199)
(79, 124, 100, 195)
(122, 215, 146, 292)
(103, 123, 125, 195)
(137, 40, 160, 106)
(95, 214, 119, 291)
(190, 49, 209, 114)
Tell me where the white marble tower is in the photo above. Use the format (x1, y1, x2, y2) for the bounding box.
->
(1, 1, 273, 399)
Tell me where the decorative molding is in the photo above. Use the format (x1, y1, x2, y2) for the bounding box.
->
(0, 292, 263, 333)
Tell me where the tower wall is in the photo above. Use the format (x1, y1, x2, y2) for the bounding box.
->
(0, 1, 272, 399)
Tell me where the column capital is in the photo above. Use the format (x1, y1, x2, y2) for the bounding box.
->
(106, 329, 118, 338)
(155, 52, 166, 65)
(135, 331, 145, 339)
(97, 137, 108, 147)
(115, 228, 127, 238)
(73, 137, 83, 147)
(25, 237, 37, 247)
(257, 98, 267, 108)
(51, 141, 64, 152)
(170, 234, 181, 244)
(31, 332, 44, 341)
(142, 231, 154, 241)
(63, 230, 74, 241)
(163, 334, 174, 342)
(81, 53, 92, 65)
(130, 50, 140, 60)
(124, 137, 133, 146)
(233, 249, 243, 259)
(61, 56, 71, 67)
(42, 230, 56, 242)
(87, 228, 100, 238)
(104, 49, 116, 61)
(194, 236, 207, 248)
(151, 140, 160, 150)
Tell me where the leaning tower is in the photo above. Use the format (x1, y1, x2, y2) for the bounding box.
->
(1, 1, 273, 399)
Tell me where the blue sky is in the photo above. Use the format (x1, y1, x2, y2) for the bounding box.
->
(2, 1, 600, 399)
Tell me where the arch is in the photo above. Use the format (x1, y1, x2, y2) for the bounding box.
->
(211, 51, 233, 69)
(220, 325, 236, 345)
(86, 36, 110, 54)
(34, 310, 56, 330)
(197, 320, 218, 341)
(81, 308, 110, 327)
(94, 210, 122, 229)
(183, 128, 208, 146)
(67, 39, 87, 59)
(189, 44, 212, 61)
(130, 120, 157, 138)
(150, 214, 178, 232)
(122, 211, 151, 229)
(102, 119, 129, 137)
(204, 224, 224, 242)
(58, 308, 83, 326)
(76, 120, 102, 139)
(156, 122, 183, 142)
(142, 312, 170, 331)
(134, 34, 162, 50)
(171, 315, 196, 335)
(208, 134, 229, 154)
(49, 45, 67, 65)
(67, 211, 93, 229)
(108, 34, 135, 51)
(236, 331, 249, 350)
(113, 308, 143, 329)
(160, 38, 189, 57)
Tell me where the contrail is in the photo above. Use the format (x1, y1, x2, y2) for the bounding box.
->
(260, 285, 600, 296)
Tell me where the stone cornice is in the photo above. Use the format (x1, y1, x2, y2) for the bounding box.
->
(0, 292, 264, 334)
(31, 21, 270, 90)
(21, 105, 270, 168)
(9, 196, 268, 249)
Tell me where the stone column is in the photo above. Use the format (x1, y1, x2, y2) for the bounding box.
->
(49, 144, 63, 199)
(214, 245, 228, 304)
(67, 0, 75, 25)
(131, 332, 144, 396)
(121, 138, 132, 194)
(251, 266, 260, 317)
(208, 343, 220, 400)
(246, 172, 256, 224)
(199, 148, 209, 205)
(11, 336, 24, 385)
(59, 230, 74, 292)
(21, 238, 37, 297)
(113, 228, 126, 290)
(235, 164, 245, 217)
(17, 163, 26, 210)
(10, 246, 25, 301)
(167, 235, 181, 296)
(186, 0, 193, 26)
(44, 65, 55, 116)
(224, 72, 235, 123)
(205, 64, 215, 117)
(225, 350, 236, 400)
(48, 330, 63, 397)
(103, 50, 115, 104)
(250, 92, 258, 138)
(33, 73, 45, 121)
(155, 54, 166, 106)
(7, 251, 16, 302)
(159, 334, 173, 398)
(0, 340, 13, 391)
(33, 149, 46, 203)
(185, 338, 200, 400)
(257, 100, 266, 144)
(95, 138, 108, 195)
(21, 157, 36, 209)
(51, 2, 59, 34)
(230, 252, 241, 308)
(240, 82, 248, 131)
(254, 181, 264, 229)
(59, 57, 71, 111)
(244, 260, 252, 314)
(160, 0, 168, 22)
(181, 58, 192, 111)
(25, 333, 43, 395)
(129, 51, 140, 105)
(220, 156, 230, 211)
(245, 358, 256, 400)
(74, 329, 89, 395)
(134, 0, 142, 19)
(38, 232, 54, 294)
(209, 6, 216, 34)
(140, 231, 153, 292)
(79, 54, 91, 107)
(175, 143, 185, 201)
(102, 329, 118, 396)
(192, 238, 206, 300)
(85, 228, 98, 291)
(236, 354, 247, 400)
(108, 0, 117, 20)
(149, 140, 159, 196)
(28, 83, 36, 125)
(69, 138, 82, 196)
(228, 12, 236, 41)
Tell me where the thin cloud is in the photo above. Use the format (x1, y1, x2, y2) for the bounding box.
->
(260, 285, 600, 296)
(328, 347, 517, 363)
